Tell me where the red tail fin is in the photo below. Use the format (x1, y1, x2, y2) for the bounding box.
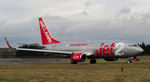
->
(39, 17, 61, 45)
(4, 37, 12, 48)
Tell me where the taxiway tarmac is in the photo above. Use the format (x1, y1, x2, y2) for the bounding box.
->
(0, 58, 68, 65)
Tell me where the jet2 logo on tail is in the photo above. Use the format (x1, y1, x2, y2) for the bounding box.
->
(40, 21, 52, 43)
(40, 21, 46, 31)
(96, 43, 115, 56)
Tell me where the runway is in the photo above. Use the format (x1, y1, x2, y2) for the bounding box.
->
(0, 56, 149, 65)
(0, 58, 68, 65)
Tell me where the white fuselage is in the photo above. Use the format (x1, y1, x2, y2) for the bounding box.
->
(44, 42, 143, 58)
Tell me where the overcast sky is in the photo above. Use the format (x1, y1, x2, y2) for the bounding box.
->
(1, 0, 150, 47)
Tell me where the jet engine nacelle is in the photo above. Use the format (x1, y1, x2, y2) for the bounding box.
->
(71, 53, 86, 62)
(104, 57, 118, 61)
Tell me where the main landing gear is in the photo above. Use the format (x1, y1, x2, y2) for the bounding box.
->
(90, 56, 96, 64)
(90, 59, 96, 64)
(127, 56, 140, 63)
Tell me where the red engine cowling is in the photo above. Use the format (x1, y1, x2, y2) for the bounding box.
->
(71, 53, 86, 62)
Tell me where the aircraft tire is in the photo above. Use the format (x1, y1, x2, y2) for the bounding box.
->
(127, 60, 132, 64)
(90, 60, 96, 64)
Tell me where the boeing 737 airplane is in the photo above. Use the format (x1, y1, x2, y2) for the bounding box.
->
(9, 17, 144, 64)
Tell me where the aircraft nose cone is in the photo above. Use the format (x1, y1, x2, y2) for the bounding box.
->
(136, 47, 144, 53)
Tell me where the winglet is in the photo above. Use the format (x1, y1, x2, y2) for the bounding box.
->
(39, 17, 61, 45)
(4, 37, 12, 48)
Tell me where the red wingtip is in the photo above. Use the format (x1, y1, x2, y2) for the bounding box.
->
(39, 17, 61, 45)
(4, 37, 12, 48)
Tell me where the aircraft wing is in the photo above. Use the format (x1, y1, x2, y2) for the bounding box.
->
(17, 48, 73, 55)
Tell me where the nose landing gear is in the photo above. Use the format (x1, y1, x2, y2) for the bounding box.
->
(127, 56, 140, 63)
